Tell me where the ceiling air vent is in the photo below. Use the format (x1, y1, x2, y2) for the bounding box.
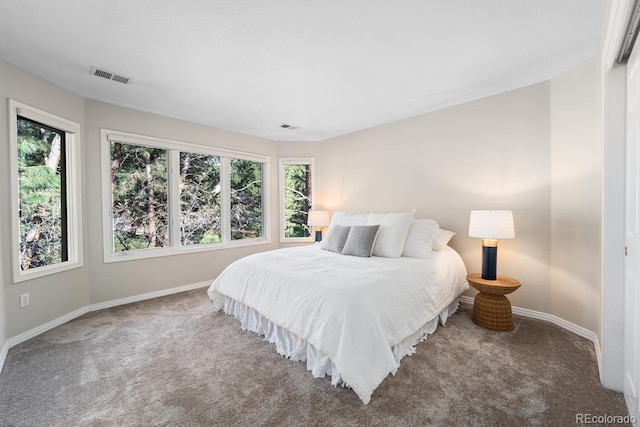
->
(90, 66, 131, 85)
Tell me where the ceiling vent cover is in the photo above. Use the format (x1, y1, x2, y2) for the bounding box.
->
(90, 66, 131, 84)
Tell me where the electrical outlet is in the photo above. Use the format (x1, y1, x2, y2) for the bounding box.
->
(19, 293, 30, 308)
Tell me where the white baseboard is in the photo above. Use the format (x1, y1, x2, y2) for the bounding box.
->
(460, 295, 601, 366)
(87, 280, 211, 312)
(0, 341, 9, 376)
(0, 280, 211, 374)
(5, 305, 90, 353)
(593, 334, 602, 382)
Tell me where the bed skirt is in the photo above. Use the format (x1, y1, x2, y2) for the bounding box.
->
(221, 296, 461, 388)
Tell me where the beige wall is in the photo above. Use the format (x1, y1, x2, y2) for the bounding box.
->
(550, 57, 602, 334)
(281, 58, 602, 331)
(0, 59, 280, 342)
(0, 54, 603, 350)
(83, 100, 279, 304)
(0, 59, 90, 338)
(280, 82, 553, 313)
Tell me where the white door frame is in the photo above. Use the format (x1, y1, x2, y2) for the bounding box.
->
(601, 0, 634, 392)
(625, 35, 640, 423)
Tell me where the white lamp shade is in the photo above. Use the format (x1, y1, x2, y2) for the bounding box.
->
(307, 210, 330, 227)
(468, 210, 515, 239)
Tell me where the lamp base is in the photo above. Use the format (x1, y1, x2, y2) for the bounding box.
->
(481, 240, 498, 280)
(315, 229, 323, 242)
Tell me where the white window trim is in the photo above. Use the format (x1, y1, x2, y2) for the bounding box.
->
(9, 99, 84, 283)
(279, 157, 315, 243)
(101, 129, 270, 263)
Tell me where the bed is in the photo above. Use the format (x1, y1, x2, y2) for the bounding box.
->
(207, 212, 468, 404)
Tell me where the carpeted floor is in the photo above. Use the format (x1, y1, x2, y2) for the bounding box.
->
(0, 289, 631, 426)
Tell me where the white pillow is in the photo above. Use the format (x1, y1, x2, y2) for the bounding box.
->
(431, 228, 457, 251)
(402, 219, 440, 258)
(367, 212, 414, 258)
(320, 211, 370, 250)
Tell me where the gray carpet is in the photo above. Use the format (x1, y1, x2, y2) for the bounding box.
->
(0, 289, 630, 426)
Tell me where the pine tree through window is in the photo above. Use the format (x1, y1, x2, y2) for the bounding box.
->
(279, 158, 315, 242)
(230, 158, 263, 240)
(102, 129, 268, 262)
(10, 100, 83, 283)
(180, 152, 221, 245)
(17, 116, 68, 270)
(111, 142, 169, 251)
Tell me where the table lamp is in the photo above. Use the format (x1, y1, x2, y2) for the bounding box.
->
(468, 210, 515, 280)
(307, 210, 329, 242)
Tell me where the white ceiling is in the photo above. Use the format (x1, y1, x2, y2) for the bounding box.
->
(0, 0, 603, 141)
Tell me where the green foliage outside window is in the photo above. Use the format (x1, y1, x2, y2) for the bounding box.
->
(180, 152, 221, 245)
(110, 141, 264, 251)
(111, 142, 169, 251)
(283, 164, 311, 238)
(17, 117, 66, 270)
(230, 158, 263, 240)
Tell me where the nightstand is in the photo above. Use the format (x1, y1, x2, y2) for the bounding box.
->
(466, 273, 521, 331)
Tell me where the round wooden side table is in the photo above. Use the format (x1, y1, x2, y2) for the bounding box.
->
(466, 273, 521, 331)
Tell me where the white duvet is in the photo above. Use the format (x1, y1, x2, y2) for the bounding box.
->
(207, 244, 468, 404)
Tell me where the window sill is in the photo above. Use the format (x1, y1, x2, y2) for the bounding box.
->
(13, 260, 84, 283)
(103, 238, 271, 264)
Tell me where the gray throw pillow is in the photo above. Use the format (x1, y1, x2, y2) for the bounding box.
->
(341, 225, 380, 257)
(325, 225, 351, 253)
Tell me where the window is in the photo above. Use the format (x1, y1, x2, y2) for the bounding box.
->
(111, 142, 169, 251)
(231, 158, 263, 240)
(279, 158, 315, 242)
(179, 152, 221, 245)
(102, 130, 269, 262)
(9, 100, 83, 282)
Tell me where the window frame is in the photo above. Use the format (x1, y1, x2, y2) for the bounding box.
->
(279, 157, 315, 243)
(9, 99, 84, 283)
(101, 129, 270, 263)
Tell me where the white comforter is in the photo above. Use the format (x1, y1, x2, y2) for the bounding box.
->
(207, 244, 468, 404)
